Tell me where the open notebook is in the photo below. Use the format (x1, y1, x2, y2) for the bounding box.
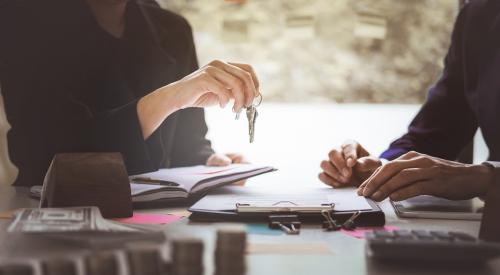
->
(129, 164, 276, 202)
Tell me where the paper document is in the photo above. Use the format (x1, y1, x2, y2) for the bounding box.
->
(190, 187, 372, 212)
(326, 188, 372, 211)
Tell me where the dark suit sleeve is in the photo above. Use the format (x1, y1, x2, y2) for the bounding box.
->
(380, 5, 478, 161)
(86, 100, 158, 175)
(169, 16, 215, 167)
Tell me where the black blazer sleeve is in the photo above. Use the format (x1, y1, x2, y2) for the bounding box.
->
(89, 7, 214, 170)
(380, 5, 478, 161)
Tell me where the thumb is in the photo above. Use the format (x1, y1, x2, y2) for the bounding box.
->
(342, 141, 359, 168)
(206, 153, 232, 166)
(226, 153, 248, 164)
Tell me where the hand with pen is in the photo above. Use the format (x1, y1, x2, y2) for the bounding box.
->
(319, 140, 381, 188)
(320, 140, 492, 202)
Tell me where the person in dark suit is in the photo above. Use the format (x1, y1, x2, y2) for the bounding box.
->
(0, 0, 259, 186)
(320, 0, 500, 202)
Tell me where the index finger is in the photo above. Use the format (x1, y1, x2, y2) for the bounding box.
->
(229, 62, 260, 93)
(210, 60, 257, 107)
(362, 157, 430, 197)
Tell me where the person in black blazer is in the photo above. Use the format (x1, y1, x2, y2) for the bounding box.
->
(320, 0, 500, 202)
(0, 0, 259, 186)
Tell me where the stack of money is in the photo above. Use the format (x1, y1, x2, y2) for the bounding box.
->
(41, 258, 77, 275)
(84, 252, 119, 275)
(171, 238, 204, 275)
(214, 227, 247, 275)
(0, 264, 33, 275)
(7, 207, 97, 233)
(127, 246, 164, 275)
(7, 207, 139, 233)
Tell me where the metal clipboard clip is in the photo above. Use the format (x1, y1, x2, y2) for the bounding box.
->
(236, 201, 335, 213)
(236, 201, 335, 235)
(269, 214, 301, 235)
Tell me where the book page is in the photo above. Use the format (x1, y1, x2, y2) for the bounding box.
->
(130, 164, 274, 193)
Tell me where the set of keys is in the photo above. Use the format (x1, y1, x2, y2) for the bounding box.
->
(235, 94, 262, 143)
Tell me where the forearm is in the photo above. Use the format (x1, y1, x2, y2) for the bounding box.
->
(481, 161, 500, 197)
(137, 84, 180, 140)
(464, 164, 493, 198)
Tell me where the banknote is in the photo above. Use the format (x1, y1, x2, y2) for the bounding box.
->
(7, 207, 141, 233)
(7, 207, 98, 233)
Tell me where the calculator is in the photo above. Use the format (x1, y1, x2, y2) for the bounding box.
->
(366, 229, 500, 263)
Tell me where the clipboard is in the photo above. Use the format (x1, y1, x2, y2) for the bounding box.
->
(236, 201, 335, 213)
(188, 186, 385, 227)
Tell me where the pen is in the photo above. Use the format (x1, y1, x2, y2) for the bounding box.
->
(131, 177, 179, 186)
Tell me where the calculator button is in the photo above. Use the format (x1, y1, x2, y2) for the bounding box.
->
(428, 231, 454, 241)
(394, 230, 413, 237)
(411, 230, 433, 238)
(449, 232, 476, 242)
(430, 231, 451, 238)
(374, 231, 394, 238)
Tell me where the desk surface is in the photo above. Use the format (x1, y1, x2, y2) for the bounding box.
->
(0, 185, 498, 275)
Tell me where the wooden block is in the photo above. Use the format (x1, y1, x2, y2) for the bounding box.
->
(0, 209, 16, 219)
(40, 153, 133, 218)
(480, 171, 500, 242)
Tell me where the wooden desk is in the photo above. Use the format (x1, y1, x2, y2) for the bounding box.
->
(0, 186, 498, 275)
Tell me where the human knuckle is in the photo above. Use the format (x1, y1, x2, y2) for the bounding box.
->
(399, 168, 412, 178)
(243, 71, 252, 82)
(389, 192, 403, 200)
(429, 165, 443, 175)
(240, 63, 251, 70)
(328, 150, 337, 160)
(210, 59, 223, 66)
(207, 65, 218, 73)
(407, 151, 418, 157)
(235, 79, 245, 91)
(199, 71, 211, 81)
(384, 161, 396, 170)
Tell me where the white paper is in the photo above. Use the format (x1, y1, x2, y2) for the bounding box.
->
(190, 187, 372, 212)
(326, 188, 372, 211)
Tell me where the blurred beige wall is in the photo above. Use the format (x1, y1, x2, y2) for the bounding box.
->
(0, 87, 18, 186)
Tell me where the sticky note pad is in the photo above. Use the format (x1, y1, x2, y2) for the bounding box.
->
(114, 213, 183, 225)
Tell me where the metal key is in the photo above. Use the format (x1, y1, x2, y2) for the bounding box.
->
(246, 105, 258, 143)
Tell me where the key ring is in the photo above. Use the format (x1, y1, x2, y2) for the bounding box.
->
(253, 94, 263, 107)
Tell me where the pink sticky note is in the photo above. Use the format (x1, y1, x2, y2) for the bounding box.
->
(341, 226, 399, 239)
(114, 213, 183, 225)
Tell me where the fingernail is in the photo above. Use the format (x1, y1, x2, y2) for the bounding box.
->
(390, 194, 400, 201)
(372, 191, 383, 200)
(347, 158, 354, 167)
(341, 168, 349, 177)
(357, 188, 363, 196)
(363, 187, 372, 196)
